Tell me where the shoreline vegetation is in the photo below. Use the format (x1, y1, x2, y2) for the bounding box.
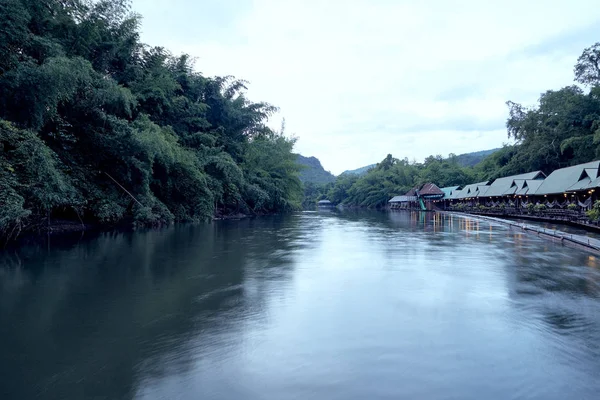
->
(307, 41, 600, 216)
(3, 2, 600, 247)
(0, 0, 303, 245)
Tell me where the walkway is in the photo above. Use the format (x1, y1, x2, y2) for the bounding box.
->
(446, 212, 600, 255)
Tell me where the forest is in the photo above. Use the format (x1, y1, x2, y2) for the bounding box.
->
(308, 42, 600, 209)
(3, 0, 600, 243)
(0, 0, 303, 243)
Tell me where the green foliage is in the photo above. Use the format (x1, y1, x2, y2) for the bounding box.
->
(0, 0, 304, 242)
(453, 203, 467, 211)
(567, 203, 578, 211)
(327, 174, 357, 205)
(533, 204, 547, 212)
(340, 164, 376, 176)
(575, 43, 600, 87)
(302, 182, 332, 208)
(526, 203, 535, 213)
(452, 149, 499, 167)
(586, 200, 600, 221)
(418, 155, 477, 187)
(242, 133, 302, 213)
(328, 155, 418, 208)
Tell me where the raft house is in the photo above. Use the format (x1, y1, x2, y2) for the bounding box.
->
(389, 183, 445, 211)
(317, 199, 334, 208)
(389, 160, 600, 222)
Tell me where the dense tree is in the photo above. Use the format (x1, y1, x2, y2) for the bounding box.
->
(575, 43, 600, 87)
(502, 86, 600, 174)
(324, 156, 419, 208)
(0, 0, 301, 242)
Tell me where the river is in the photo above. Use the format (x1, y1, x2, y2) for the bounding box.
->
(1, 211, 599, 400)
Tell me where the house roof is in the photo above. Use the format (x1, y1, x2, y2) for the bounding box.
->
(483, 171, 545, 197)
(534, 161, 600, 195)
(566, 168, 599, 191)
(405, 187, 418, 196)
(522, 179, 544, 196)
(453, 181, 490, 199)
(476, 185, 490, 197)
(389, 195, 417, 203)
(513, 179, 538, 196)
(587, 176, 600, 190)
(419, 183, 445, 197)
(405, 183, 444, 198)
(440, 186, 460, 199)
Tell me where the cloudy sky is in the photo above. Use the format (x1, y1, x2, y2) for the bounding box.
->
(131, 0, 600, 174)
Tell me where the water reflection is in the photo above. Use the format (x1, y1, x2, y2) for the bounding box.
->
(1, 211, 600, 400)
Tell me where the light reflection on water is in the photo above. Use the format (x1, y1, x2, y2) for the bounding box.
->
(1, 211, 600, 400)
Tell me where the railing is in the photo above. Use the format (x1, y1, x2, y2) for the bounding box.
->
(446, 206, 597, 225)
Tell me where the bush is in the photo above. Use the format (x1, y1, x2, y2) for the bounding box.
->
(567, 203, 578, 211)
(533, 204, 547, 212)
(586, 200, 600, 221)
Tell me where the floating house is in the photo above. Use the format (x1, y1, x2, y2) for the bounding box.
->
(482, 171, 545, 199)
(440, 161, 600, 210)
(533, 161, 600, 197)
(389, 195, 417, 209)
(317, 199, 334, 207)
(388, 160, 600, 214)
(389, 183, 444, 210)
(440, 186, 461, 199)
(449, 181, 490, 202)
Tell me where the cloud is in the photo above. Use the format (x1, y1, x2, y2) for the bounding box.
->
(132, 0, 600, 174)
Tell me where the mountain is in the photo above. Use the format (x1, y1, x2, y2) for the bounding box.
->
(453, 149, 499, 167)
(296, 155, 336, 184)
(338, 149, 499, 177)
(340, 164, 377, 176)
(297, 149, 498, 185)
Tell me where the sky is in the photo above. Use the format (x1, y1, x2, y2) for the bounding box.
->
(131, 0, 600, 174)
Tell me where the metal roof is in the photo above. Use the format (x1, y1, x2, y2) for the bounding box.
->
(440, 186, 460, 199)
(502, 179, 523, 196)
(453, 181, 490, 199)
(389, 195, 417, 203)
(566, 168, 599, 191)
(510, 179, 544, 196)
(483, 171, 545, 197)
(587, 176, 600, 190)
(534, 161, 600, 195)
(476, 185, 490, 197)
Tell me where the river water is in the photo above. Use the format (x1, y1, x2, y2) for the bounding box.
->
(1, 211, 600, 400)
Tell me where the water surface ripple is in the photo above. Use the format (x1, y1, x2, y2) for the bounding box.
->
(1, 211, 599, 399)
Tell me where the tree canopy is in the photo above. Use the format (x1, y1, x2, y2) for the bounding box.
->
(0, 0, 302, 242)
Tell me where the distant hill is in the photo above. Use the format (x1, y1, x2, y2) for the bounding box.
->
(453, 149, 499, 167)
(297, 149, 498, 185)
(340, 164, 377, 176)
(296, 155, 336, 185)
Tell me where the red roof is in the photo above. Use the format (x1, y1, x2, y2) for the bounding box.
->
(405, 183, 444, 197)
(419, 183, 444, 196)
(405, 186, 419, 196)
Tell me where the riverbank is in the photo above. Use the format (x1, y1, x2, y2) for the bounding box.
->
(444, 211, 600, 255)
(1, 211, 259, 248)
